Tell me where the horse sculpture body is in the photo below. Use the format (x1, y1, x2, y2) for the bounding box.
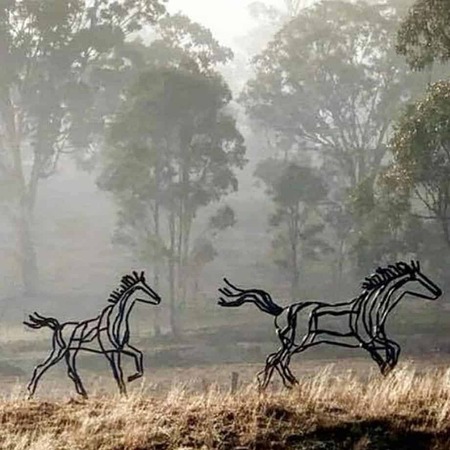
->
(24, 271, 161, 398)
(218, 261, 442, 390)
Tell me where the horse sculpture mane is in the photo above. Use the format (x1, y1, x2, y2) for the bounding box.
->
(218, 259, 441, 390)
(24, 270, 160, 398)
(108, 271, 145, 304)
(361, 261, 419, 292)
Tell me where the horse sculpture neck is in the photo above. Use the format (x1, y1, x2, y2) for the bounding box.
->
(108, 286, 140, 346)
(218, 260, 442, 390)
(358, 274, 412, 321)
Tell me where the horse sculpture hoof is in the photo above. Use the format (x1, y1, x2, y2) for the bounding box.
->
(217, 261, 441, 390)
(23, 271, 161, 398)
(127, 373, 142, 382)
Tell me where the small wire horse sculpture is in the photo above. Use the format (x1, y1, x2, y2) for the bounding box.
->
(24, 271, 161, 398)
(218, 261, 442, 390)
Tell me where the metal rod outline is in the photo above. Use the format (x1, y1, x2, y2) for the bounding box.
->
(218, 261, 442, 390)
(24, 271, 161, 398)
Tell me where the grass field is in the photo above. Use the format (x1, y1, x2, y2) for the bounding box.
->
(0, 315, 448, 449)
(0, 362, 450, 449)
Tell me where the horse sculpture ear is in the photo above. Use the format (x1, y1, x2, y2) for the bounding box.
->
(140, 271, 145, 281)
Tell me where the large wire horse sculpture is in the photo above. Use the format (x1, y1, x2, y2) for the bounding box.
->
(218, 261, 442, 390)
(24, 271, 161, 399)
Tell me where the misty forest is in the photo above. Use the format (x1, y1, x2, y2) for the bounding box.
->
(0, 0, 450, 448)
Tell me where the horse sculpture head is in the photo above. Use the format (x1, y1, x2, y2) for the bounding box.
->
(108, 271, 161, 305)
(402, 261, 442, 300)
(362, 260, 442, 301)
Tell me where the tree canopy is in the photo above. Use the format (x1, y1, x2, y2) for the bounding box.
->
(242, 0, 421, 191)
(0, 0, 166, 293)
(397, 0, 450, 69)
(388, 81, 450, 247)
(98, 19, 246, 333)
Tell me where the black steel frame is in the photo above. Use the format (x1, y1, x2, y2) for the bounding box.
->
(218, 261, 442, 390)
(24, 271, 161, 398)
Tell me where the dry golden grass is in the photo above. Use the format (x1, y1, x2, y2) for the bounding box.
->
(0, 366, 450, 450)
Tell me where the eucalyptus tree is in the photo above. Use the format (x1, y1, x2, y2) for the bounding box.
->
(0, 0, 166, 293)
(387, 82, 450, 249)
(243, 0, 422, 189)
(378, 0, 450, 268)
(397, 0, 450, 70)
(187, 205, 236, 299)
(255, 160, 329, 296)
(99, 20, 246, 334)
(242, 0, 425, 275)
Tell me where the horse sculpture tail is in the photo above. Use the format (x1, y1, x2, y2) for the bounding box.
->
(218, 278, 284, 316)
(24, 312, 61, 331)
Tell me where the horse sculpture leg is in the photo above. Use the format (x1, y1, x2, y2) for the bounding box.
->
(121, 344, 144, 382)
(257, 351, 279, 390)
(65, 350, 88, 398)
(106, 351, 127, 395)
(27, 346, 67, 398)
(386, 339, 401, 370)
(362, 342, 390, 375)
(374, 336, 400, 374)
(257, 349, 293, 390)
(277, 357, 298, 387)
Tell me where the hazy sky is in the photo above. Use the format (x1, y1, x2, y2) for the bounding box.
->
(167, 0, 280, 46)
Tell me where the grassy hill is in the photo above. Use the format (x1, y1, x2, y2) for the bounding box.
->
(1, 366, 449, 449)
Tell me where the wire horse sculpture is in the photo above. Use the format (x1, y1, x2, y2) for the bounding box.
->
(24, 271, 161, 399)
(218, 261, 442, 390)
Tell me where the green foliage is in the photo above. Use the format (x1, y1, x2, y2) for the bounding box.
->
(273, 164, 327, 208)
(397, 0, 450, 69)
(209, 205, 236, 232)
(244, 0, 430, 282)
(349, 175, 420, 272)
(99, 66, 246, 250)
(256, 160, 330, 295)
(253, 158, 288, 194)
(389, 81, 450, 187)
(391, 0, 450, 270)
(0, 0, 167, 172)
(387, 81, 450, 246)
(242, 0, 422, 189)
(149, 14, 234, 73)
(0, 0, 166, 292)
(190, 238, 217, 267)
(98, 18, 246, 325)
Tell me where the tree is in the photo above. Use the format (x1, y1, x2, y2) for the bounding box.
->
(99, 49, 246, 335)
(243, 0, 423, 188)
(390, 0, 450, 291)
(187, 205, 236, 299)
(397, 0, 450, 70)
(387, 81, 450, 249)
(349, 174, 422, 272)
(242, 0, 426, 275)
(0, 0, 166, 294)
(256, 161, 329, 296)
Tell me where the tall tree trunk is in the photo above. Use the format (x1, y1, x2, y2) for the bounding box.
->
(331, 237, 346, 293)
(177, 129, 192, 308)
(289, 206, 300, 298)
(152, 198, 161, 338)
(180, 214, 192, 305)
(168, 212, 178, 337)
(5, 95, 39, 295)
(16, 201, 38, 296)
(440, 216, 450, 250)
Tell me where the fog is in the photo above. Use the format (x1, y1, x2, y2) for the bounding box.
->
(0, 0, 448, 389)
